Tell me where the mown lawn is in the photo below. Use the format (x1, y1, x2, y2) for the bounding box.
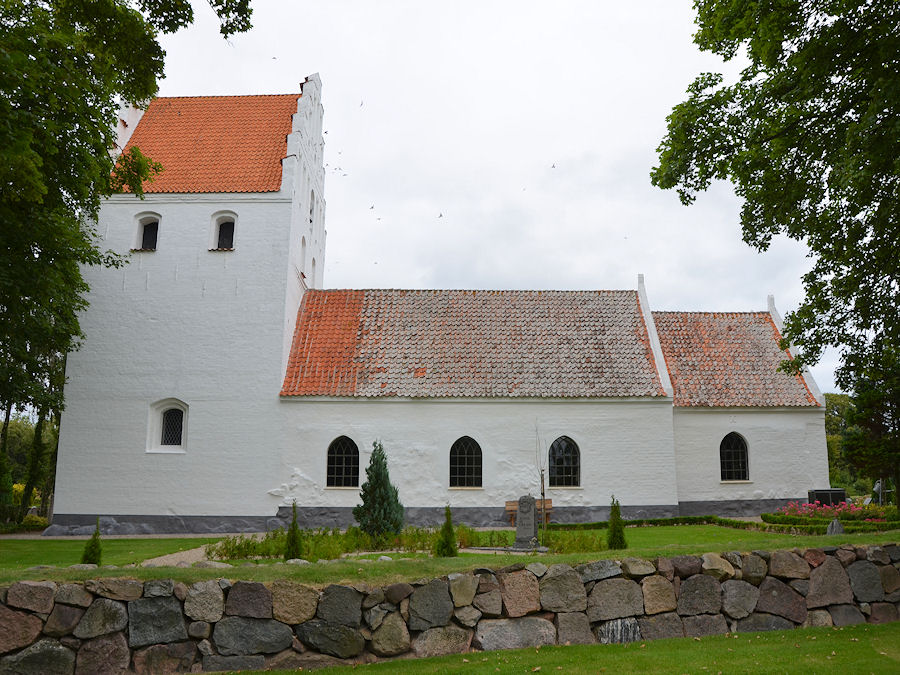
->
(0, 525, 896, 586)
(258, 622, 900, 674)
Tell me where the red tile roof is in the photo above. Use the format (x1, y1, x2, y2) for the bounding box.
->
(282, 289, 667, 398)
(652, 312, 820, 407)
(121, 94, 299, 193)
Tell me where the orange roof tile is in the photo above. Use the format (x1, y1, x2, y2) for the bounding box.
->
(121, 94, 299, 193)
(282, 289, 667, 398)
(652, 311, 820, 407)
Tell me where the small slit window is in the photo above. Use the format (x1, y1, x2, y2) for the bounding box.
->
(140, 221, 158, 250)
(327, 436, 359, 487)
(720, 432, 748, 480)
(216, 221, 234, 249)
(161, 409, 183, 446)
(450, 436, 482, 487)
(549, 436, 580, 487)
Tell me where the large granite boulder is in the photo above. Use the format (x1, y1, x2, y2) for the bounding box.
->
(721, 580, 759, 620)
(474, 618, 556, 651)
(85, 579, 143, 602)
(0, 639, 74, 675)
(6, 581, 56, 615)
(0, 604, 43, 654)
(682, 614, 728, 637)
(621, 558, 656, 579)
(75, 632, 130, 675)
(576, 559, 621, 583)
(370, 612, 410, 657)
(127, 596, 187, 648)
(735, 612, 795, 632)
(453, 605, 482, 628)
(741, 554, 767, 586)
(498, 570, 540, 617)
(802, 609, 833, 628)
(828, 604, 865, 627)
(595, 617, 642, 644)
(768, 551, 810, 580)
(225, 581, 272, 619)
(847, 561, 884, 603)
(755, 577, 807, 624)
(74, 599, 128, 639)
(641, 575, 676, 615)
(202, 655, 265, 672)
(587, 578, 643, 622)
(880, 564, 900, 594)
(183, 580, 224, 623)
(806, 557, 853, 608)
(43, 604, 86, 638)
(294, 620, 365, 659)
(408, 579, 453, 631)
(55, 584, 93, 608)
(638, 612, 684, 641)
(671, 555, 702, 578)
(142, 580, 174, 598)
(411, 625, 473, 657)
(555, 612, 594, 645)
(676, 574, 720, 616)
(384, 583, 414, 604)
(539, 564, 587, 613)
(473, 590, 503, 617)
(131, 642, 197, 675)
(316, 585, 363, 627)
(213, 617, 293, 656)
(448, 574, 479, 608)
(269, 581, 318, 625)
(701, 553, 734, 581)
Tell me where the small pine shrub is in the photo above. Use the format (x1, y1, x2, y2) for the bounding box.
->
(353, 441, 404, 538)
(607, 495, 627, 550)
(434, 505, 458, 557)
(81, 518, 103, 565)
(284, 501, 302, 560)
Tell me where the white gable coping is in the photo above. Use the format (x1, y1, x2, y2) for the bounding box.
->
(638, 274, 674, 398)
(767, 294, 824, 406)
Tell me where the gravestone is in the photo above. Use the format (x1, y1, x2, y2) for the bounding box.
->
(826, 518, 844, 535)
(514, 495, 538, 549)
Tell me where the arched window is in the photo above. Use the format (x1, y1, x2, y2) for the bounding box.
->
(449, 436, 482, 487)
(327, 436, 359, 487)
(209, 212, 236, 251)
(720, 432, 748, 480)
(216, 220, 234, 249)
(549, 436, 580, 487)
(309, 190, 316, 224)
(134, 213, 160, 251)
(161, 409, 183, 446)
(300, 236, 307, 271)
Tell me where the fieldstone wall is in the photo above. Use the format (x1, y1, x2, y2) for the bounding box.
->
(1, 543, 898, 673)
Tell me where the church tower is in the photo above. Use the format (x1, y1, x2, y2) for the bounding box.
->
(52, 75, 327, 532)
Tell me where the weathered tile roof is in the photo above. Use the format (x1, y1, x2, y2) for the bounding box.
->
(281, 289, 667, 398)
(652, 311, 820, 407)
(121, 94, 298, 193)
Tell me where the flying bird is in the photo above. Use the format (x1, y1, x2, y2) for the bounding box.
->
(438, 213, 443, 218)
(369, 205, 374, 209)
(551, 163, 556, 169)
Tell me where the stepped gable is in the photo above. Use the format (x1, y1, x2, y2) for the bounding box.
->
(652, 311, 819, 407)
(281, 289, 667, 398)
(120, 94, 299, 193)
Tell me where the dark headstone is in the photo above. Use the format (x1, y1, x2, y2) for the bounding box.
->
(514, 495, 538, 549)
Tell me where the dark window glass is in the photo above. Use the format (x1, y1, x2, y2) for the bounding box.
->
(141, 221, 158, 250)
(450, 436, 482, 487)
(161, 408, 183, 445)
(327, 436, 359, 487)
(549, 436, 580, 487)
(720, 432, 748, 480)
(217, 221, 234, 249)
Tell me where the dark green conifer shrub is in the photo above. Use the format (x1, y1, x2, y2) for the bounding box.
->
(284, 501, 302, 560)
(81, 517, 102, 565)
(606, 495, 627, 550)
(353, 441, 404, 540)
(434, 504, 458, 557)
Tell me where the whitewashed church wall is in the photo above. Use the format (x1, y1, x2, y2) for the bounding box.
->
(269, 398, 680, 519)
(672, 407, 830, 515)
(54, 194, 296, 519)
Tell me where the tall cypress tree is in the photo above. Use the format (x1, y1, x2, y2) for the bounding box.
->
(607, 495, 627, 550)
(353, 441, 404, 539)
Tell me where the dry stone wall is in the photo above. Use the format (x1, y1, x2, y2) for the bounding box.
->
(1, 543, 899, 673)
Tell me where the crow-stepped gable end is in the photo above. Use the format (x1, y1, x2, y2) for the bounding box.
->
(50, 75, 829, 534)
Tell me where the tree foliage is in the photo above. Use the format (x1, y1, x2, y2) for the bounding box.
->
(353, 441, 404, 539)
(824, 392, 871, 496)
(652, 0, 900, 391)
(0, 0, 253, 518)
(606, 495, 627, 550)
(81, 518, 102, 565)
(434, 504, 458, 558)
(284, 501, 302, 561)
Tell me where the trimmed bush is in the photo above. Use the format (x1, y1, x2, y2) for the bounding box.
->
(607, 495, 627, 550)
(81, 518, 102, 565)
(284, 501, 302, 560)
(353, 440, 404, 540)
(434, 505, 457, 557)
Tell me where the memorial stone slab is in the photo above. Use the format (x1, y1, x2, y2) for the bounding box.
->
(514, 495, 538, 549)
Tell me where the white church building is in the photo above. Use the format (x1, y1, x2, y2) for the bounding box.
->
(49, 75, 830, 534)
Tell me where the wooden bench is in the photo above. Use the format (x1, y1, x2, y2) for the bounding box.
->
(505, 499, 552, 526)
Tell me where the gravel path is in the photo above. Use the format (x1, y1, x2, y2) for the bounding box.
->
(141, 545, 211, 567)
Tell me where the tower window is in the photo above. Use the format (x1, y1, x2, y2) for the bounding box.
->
(216, 220, 234, 249)
(140, 221, 158, 250)
(161, 409, 183, 446)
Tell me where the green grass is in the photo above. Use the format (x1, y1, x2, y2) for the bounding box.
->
(0, 524, 896, 586)
(252, 622, 900, 674)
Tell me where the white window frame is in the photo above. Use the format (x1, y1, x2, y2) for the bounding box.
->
(147, 398, 188, 454)
(132, 212, 161, 252)
(209, 211, 237, 251)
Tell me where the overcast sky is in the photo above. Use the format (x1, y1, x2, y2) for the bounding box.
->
(157, 0, 840, 392)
